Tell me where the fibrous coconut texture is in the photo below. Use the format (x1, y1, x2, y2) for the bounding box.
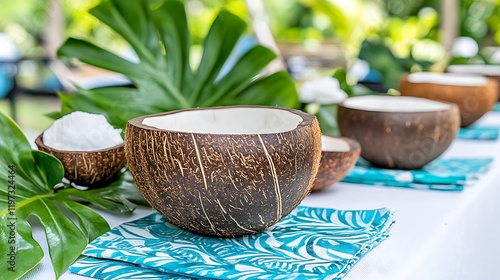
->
(125, 106, 322, 237)
(312, 136, 361, 192)
(399, 73, 498, 127)
(37, 111, 126, 187)
(338, 96, 460, 170)
(43, 111, 123, 151)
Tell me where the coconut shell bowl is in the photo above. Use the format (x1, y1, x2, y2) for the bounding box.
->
(337, 95, 460, 170)
(311, 135, 361, 192)
(399, 72, 498, 127)
(35, 134, 126, 187)
(447, 64, 500, 101)
(125, 106, 322, 237)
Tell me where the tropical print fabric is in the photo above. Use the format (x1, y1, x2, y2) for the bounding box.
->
(69, 206, 395, 280)
(458, 126, 499, 140)
(493, 103, 500, 112)
(70, 257, 188, 279)
(342, 158, 493, 191)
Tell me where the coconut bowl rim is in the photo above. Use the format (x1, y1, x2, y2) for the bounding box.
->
(338, 95, 459, 115)
(127, 105, 316, 136)
(321, 135, 361, 154)
(35, 134, 124, 154)
(400, 73, 497, 88)
(446, 64, 500, 77)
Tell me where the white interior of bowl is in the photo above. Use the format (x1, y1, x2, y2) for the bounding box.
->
(407, 72, 488, 86)
(322, 136, 350, 152)
(142, 107, 304, 134)
(447, 64, 500, 76)
(342, 96, 451, 112)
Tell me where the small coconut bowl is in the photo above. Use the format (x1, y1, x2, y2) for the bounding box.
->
(337, 95, 460, 170)
(125, 106, 322, 237)
(311, 135, 361, 192)
(447, 64, 500, 101)
(399, 72, 498, 127)
(35, 134, 126, 187)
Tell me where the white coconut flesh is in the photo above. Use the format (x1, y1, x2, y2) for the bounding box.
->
(142, 107, 304, 134)
(447, 64, 500, 76)
(44, 111, 123, 151)
(342, 96, 451, 113)
(407, 72, 488, 86)
(321, 136, 350, 152)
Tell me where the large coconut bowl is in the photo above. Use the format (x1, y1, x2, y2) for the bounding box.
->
(35, 134, 126, 187)
(338, 96, 460, 170)
(399, 72, 498, 127)
(125, 106, 322, 237)
(311, 135, 361, 192)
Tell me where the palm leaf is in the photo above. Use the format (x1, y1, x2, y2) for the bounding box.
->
(0, 111, 141, 279)
(57, 0, 299, 130)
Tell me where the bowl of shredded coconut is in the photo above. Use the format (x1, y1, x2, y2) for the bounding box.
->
(35, 111, 126, 187)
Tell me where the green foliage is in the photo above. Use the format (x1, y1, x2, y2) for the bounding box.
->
(460, 0, 499, 46)
(358, 40, 434, 89)
(301, 0, 349, 41)
(382, 0, 439, 17)
(57, 0, 299, 130)
(332, 68, 353, 96)
(270, 0, 346, 41)
(316, 104, 339, 137)
(0, 111, 142, 279)
(381, 0, 500, 53)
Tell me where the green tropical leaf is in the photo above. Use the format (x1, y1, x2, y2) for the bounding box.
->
(332, 68, 353, 96)
(153, 0, 192, 90)
(58, 38, 143, 77)
(0, 111, 142, 279)
(57, 0, 300, 130)
(89, 0, 158, 64)
(229, 71, 299, 107)
(317, 104, 339, 137)
(25, 198, 88, 279)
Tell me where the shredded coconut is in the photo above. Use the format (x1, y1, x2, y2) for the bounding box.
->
(43, 111, 123, 151)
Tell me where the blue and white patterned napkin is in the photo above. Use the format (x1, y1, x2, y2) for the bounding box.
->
(458, 126, 499, 140)
(69, 206, 395, 280)
(342, 158, 493, 191)
(492, 103, 500, 112)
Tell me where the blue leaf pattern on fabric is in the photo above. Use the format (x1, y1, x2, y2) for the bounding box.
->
(458, 126, 499, 140)
(342, 158, 493, 191)
(69, 206, 395, 280)
(70, 257, 189, 279)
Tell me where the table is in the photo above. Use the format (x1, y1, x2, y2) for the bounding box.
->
(24, 111, 500, 280)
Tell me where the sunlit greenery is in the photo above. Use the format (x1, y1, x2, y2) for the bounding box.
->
(1, 1, 499, 50)
(1, 0, 500, 72)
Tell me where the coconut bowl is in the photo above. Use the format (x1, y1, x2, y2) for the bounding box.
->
(125, 106, 322, 237)
(337, 95, 460, 170)
(35, 134, 126, 187)
(311, 135, 361, 192)
(447, 64, 500, 101)
(399, 72, 498, 127)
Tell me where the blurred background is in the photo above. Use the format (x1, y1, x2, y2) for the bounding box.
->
(1, 0, 500, 132)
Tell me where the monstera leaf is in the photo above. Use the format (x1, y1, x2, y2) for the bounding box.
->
(0, 111, 141, 279)
(56, 0, 299, 130)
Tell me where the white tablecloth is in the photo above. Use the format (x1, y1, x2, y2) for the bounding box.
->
(23, 112, 500, 280)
